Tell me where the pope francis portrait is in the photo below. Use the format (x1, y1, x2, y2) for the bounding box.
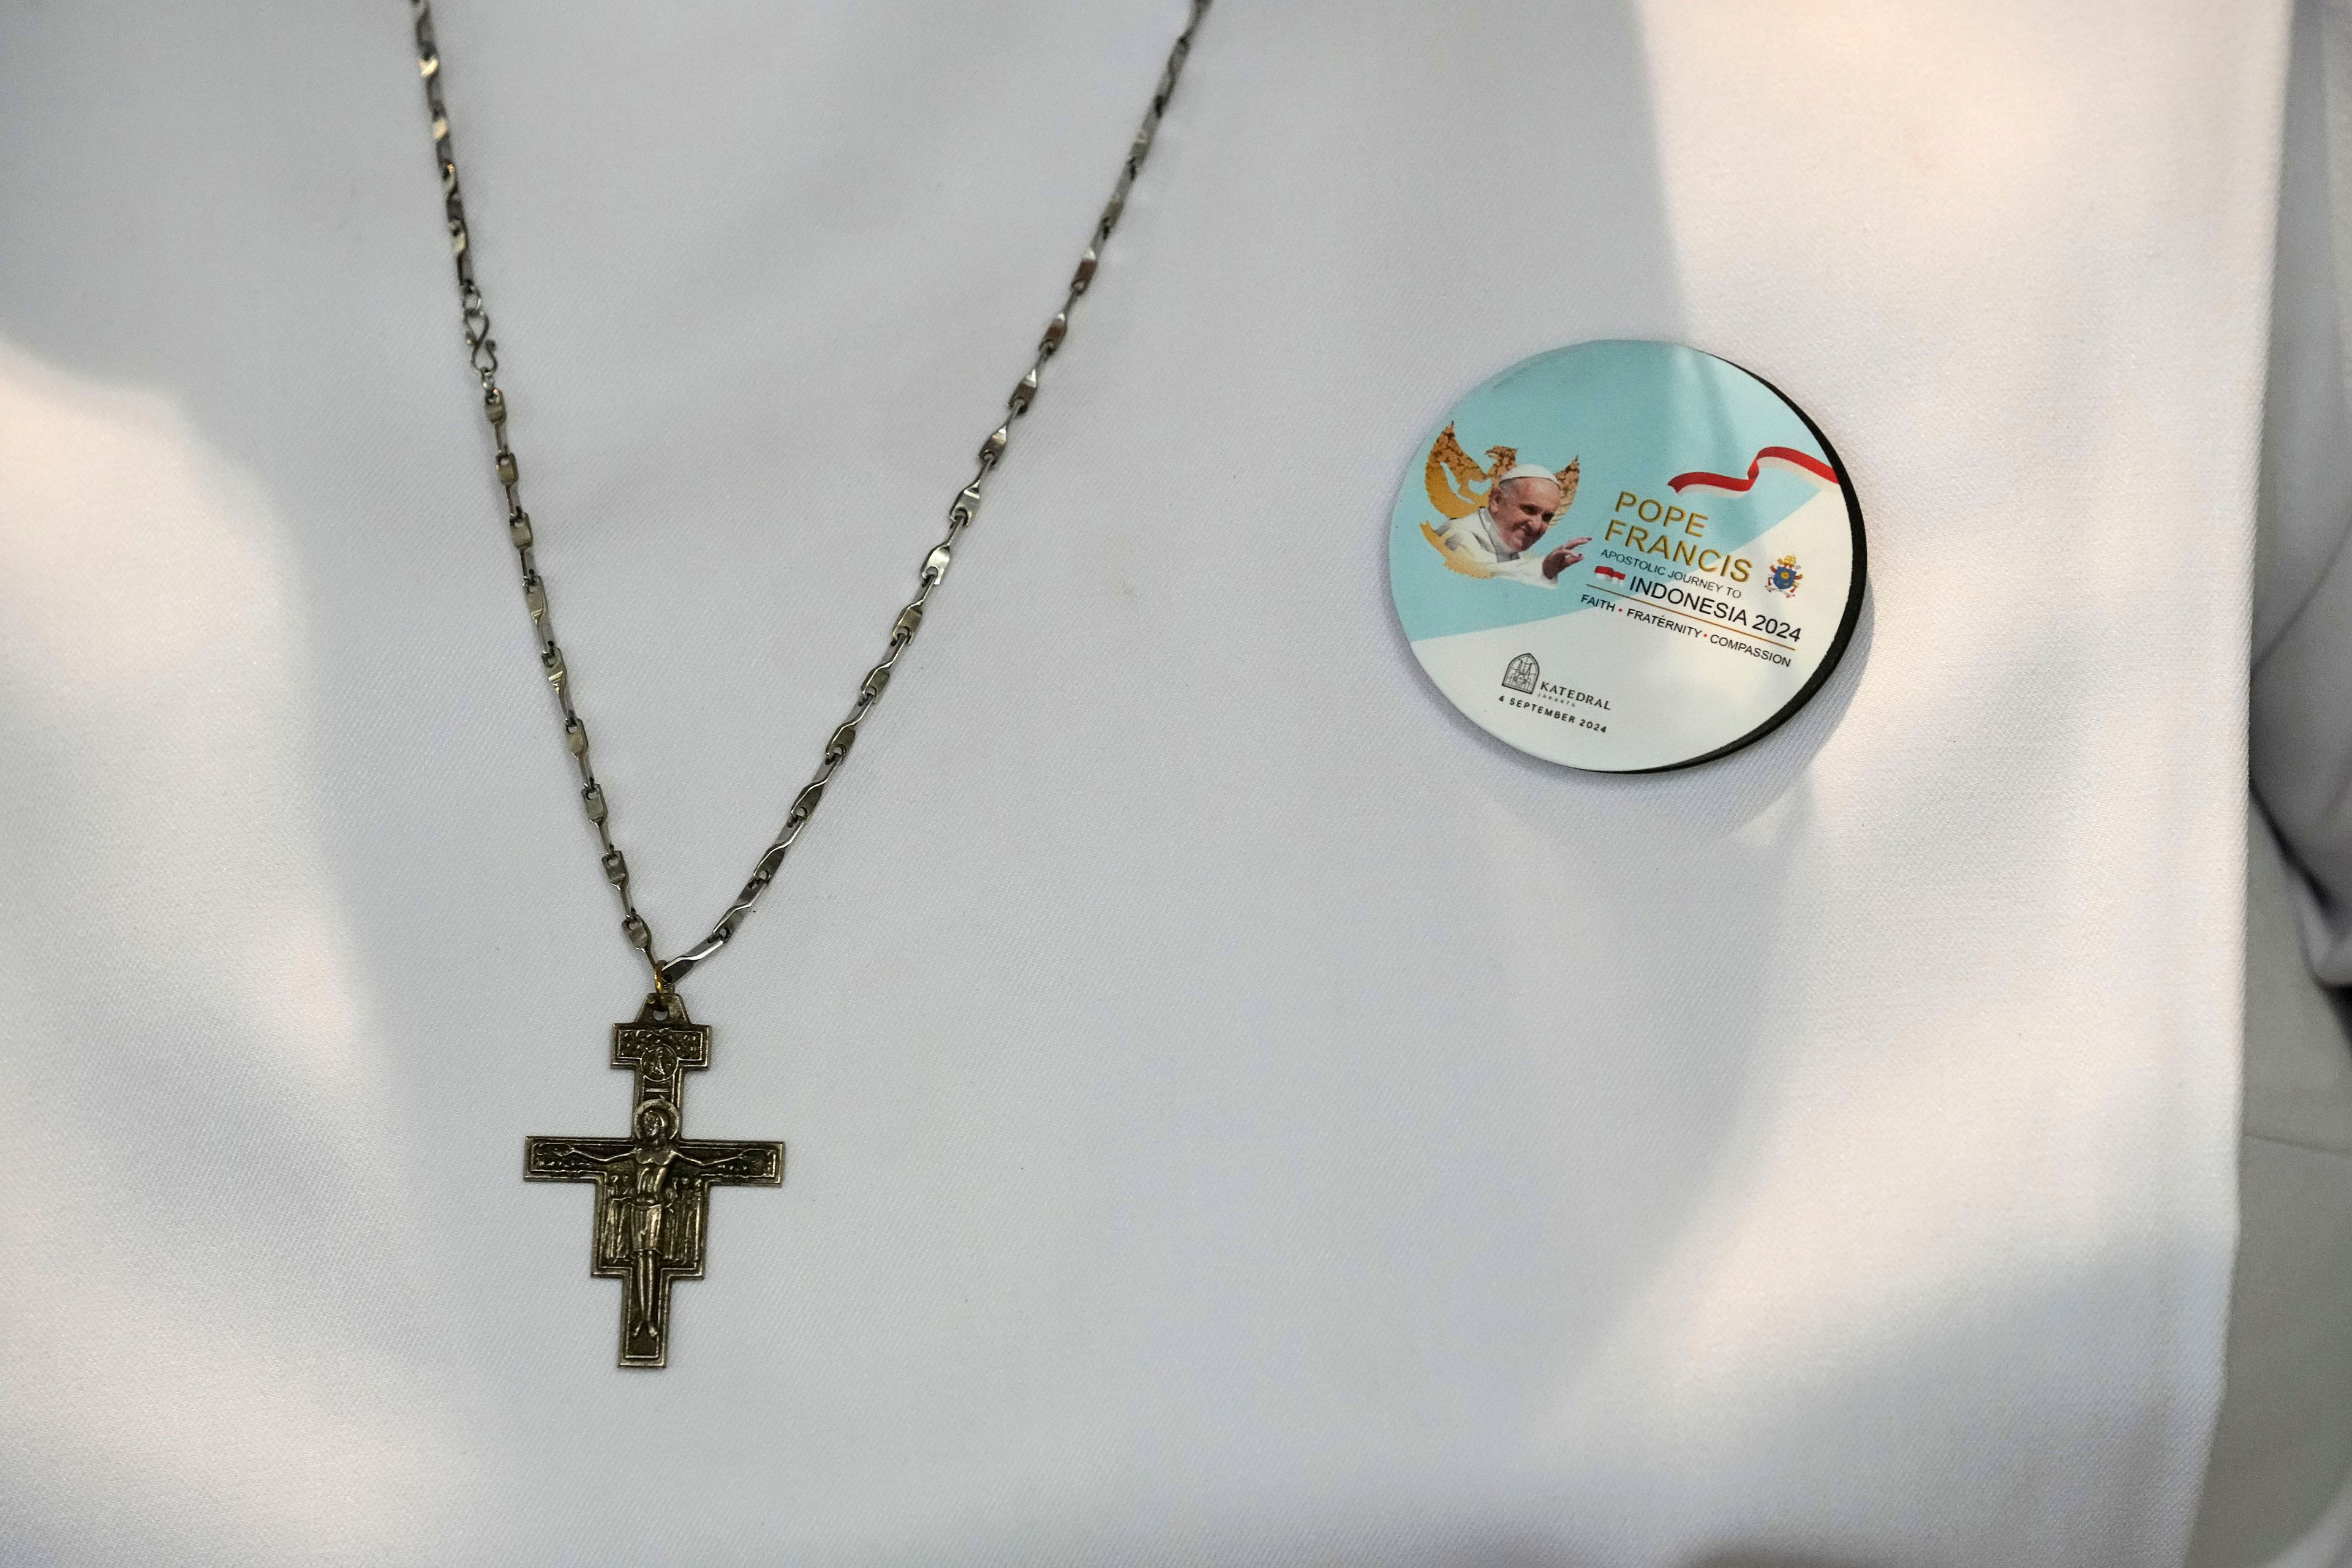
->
(1419, 426, 1589, 586)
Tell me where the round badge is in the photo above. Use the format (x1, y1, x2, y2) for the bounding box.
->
(1387, 339, 1866, 772)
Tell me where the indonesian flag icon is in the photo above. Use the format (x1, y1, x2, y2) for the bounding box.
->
(1668, 445, 1837, 495)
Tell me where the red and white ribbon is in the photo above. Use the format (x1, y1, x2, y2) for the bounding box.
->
(1668, 445, 1837, 494)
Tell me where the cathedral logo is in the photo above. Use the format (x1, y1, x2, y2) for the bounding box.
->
(1766, 555, 1804, 597)
(1502, 652, 1540, 694)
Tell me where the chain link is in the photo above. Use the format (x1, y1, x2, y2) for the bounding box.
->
(408, 0, 1210, 990)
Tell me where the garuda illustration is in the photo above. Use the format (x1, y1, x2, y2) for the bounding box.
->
(1419, 423, 1580, 578)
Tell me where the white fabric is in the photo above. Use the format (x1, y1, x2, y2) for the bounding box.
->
(2187, 807, 2352, 1567)
(0, 1, 2283, 1562)
(2255, 0, 2352, 987)
(2260, 1471, 2352, 1568)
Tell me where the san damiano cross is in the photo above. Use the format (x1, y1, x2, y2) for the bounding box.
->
(525, 993, 783, 1367)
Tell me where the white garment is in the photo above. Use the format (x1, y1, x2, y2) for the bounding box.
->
(2185, 6, 2352, 1562)
(0, 1, 2284, 1563)
(2253, 0, 2352, 986)
(1431, 504, 1565, 586)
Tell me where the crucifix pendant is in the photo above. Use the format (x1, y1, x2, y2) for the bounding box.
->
(524, 992, 784, 1367)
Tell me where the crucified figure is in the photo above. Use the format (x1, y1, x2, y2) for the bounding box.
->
(525, 998, 784, 1366)
(547, 1100, 769, 1344)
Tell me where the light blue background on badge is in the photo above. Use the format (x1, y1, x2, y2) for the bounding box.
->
(1387, 339, 1833, 643)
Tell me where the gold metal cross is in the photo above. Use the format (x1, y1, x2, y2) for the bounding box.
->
(525, 993, 783, 1367)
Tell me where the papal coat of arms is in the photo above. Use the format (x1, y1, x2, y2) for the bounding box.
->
(1766, 555, 1804, 597)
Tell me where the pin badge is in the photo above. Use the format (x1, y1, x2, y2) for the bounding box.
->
(1388, 339, 1866, 771)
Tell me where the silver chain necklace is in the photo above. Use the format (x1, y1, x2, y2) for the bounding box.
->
(407, 0, 1211, 1366)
